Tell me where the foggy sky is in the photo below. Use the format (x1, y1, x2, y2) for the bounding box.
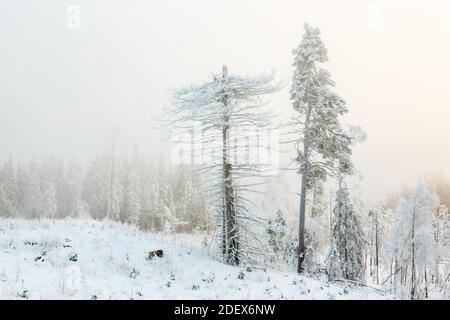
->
(1, 0, 450, 203)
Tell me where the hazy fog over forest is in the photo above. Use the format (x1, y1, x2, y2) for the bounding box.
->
(1, 0, 450, 203)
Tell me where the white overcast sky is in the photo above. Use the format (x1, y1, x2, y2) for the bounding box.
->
(1, 0, 450, 203)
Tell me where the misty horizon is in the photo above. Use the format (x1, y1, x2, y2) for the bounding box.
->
(1, 0, 450, 204)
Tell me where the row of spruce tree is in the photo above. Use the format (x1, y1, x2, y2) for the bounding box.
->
(1, 154, 448, 299)
(0, 153, 210, 233)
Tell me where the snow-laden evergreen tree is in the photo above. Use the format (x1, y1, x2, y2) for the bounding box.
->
(289, 24, 353, 273)
(326, 243, 343, 281)
(306, 180, 330, 261)
(0, 186, 16, 217)
(40, 181, 57, 218)
(387, 184, 442, 299)
(65, 160, 89, 218)
(171, 165, 206, 233)
(14, 164, 27, 216)
(310, 181, 327, 218)
(83, 153, 121, 220)
(303, 229, 321, 273)
(163, 205, 184, 236)
(23, 161, 44, 218)
(0, 154, 211, 233)
(153, 160, 172, 231)
(135, 158, 157, 230)
(168, 65, 280, 266)
(0, 159, 18, 217)
(83, 156, 108, 220)
(119, 158, 142, 225)
(267, 209, 287, 255)
(49, 159, 66, 218)
(327, 183, 365, 282)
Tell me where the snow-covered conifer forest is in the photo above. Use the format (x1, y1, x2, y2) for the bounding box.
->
(1, 1, 450, 301)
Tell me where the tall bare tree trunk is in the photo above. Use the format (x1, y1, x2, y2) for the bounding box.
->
(221, 65, 239, 266)
(297, 104, 312, 274)
(375, 211, 380, 284)
(298, 168, 308, 273)
(394, 258, 398, 294)
(411, 209, 416, 299)
(329, 191, 333, 241)
(109, 128, 115, 220)
(434, 224, 440, 286)
(390, 258, 394, 292)
(369, 212, 374, 277)
(222, 122, 227, 258)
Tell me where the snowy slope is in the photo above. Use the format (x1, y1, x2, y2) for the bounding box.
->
(0, 219, 392, 300)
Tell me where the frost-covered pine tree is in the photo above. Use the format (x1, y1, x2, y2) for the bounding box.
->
(327, 182, 365, 282)
(289, 24, 353, 273)
(168, 66, 280, 266)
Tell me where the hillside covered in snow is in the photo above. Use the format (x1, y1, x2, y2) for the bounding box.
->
(0, 219, 392, 300)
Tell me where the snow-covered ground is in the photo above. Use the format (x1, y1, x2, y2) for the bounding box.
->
(0, 219, 392, 300)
